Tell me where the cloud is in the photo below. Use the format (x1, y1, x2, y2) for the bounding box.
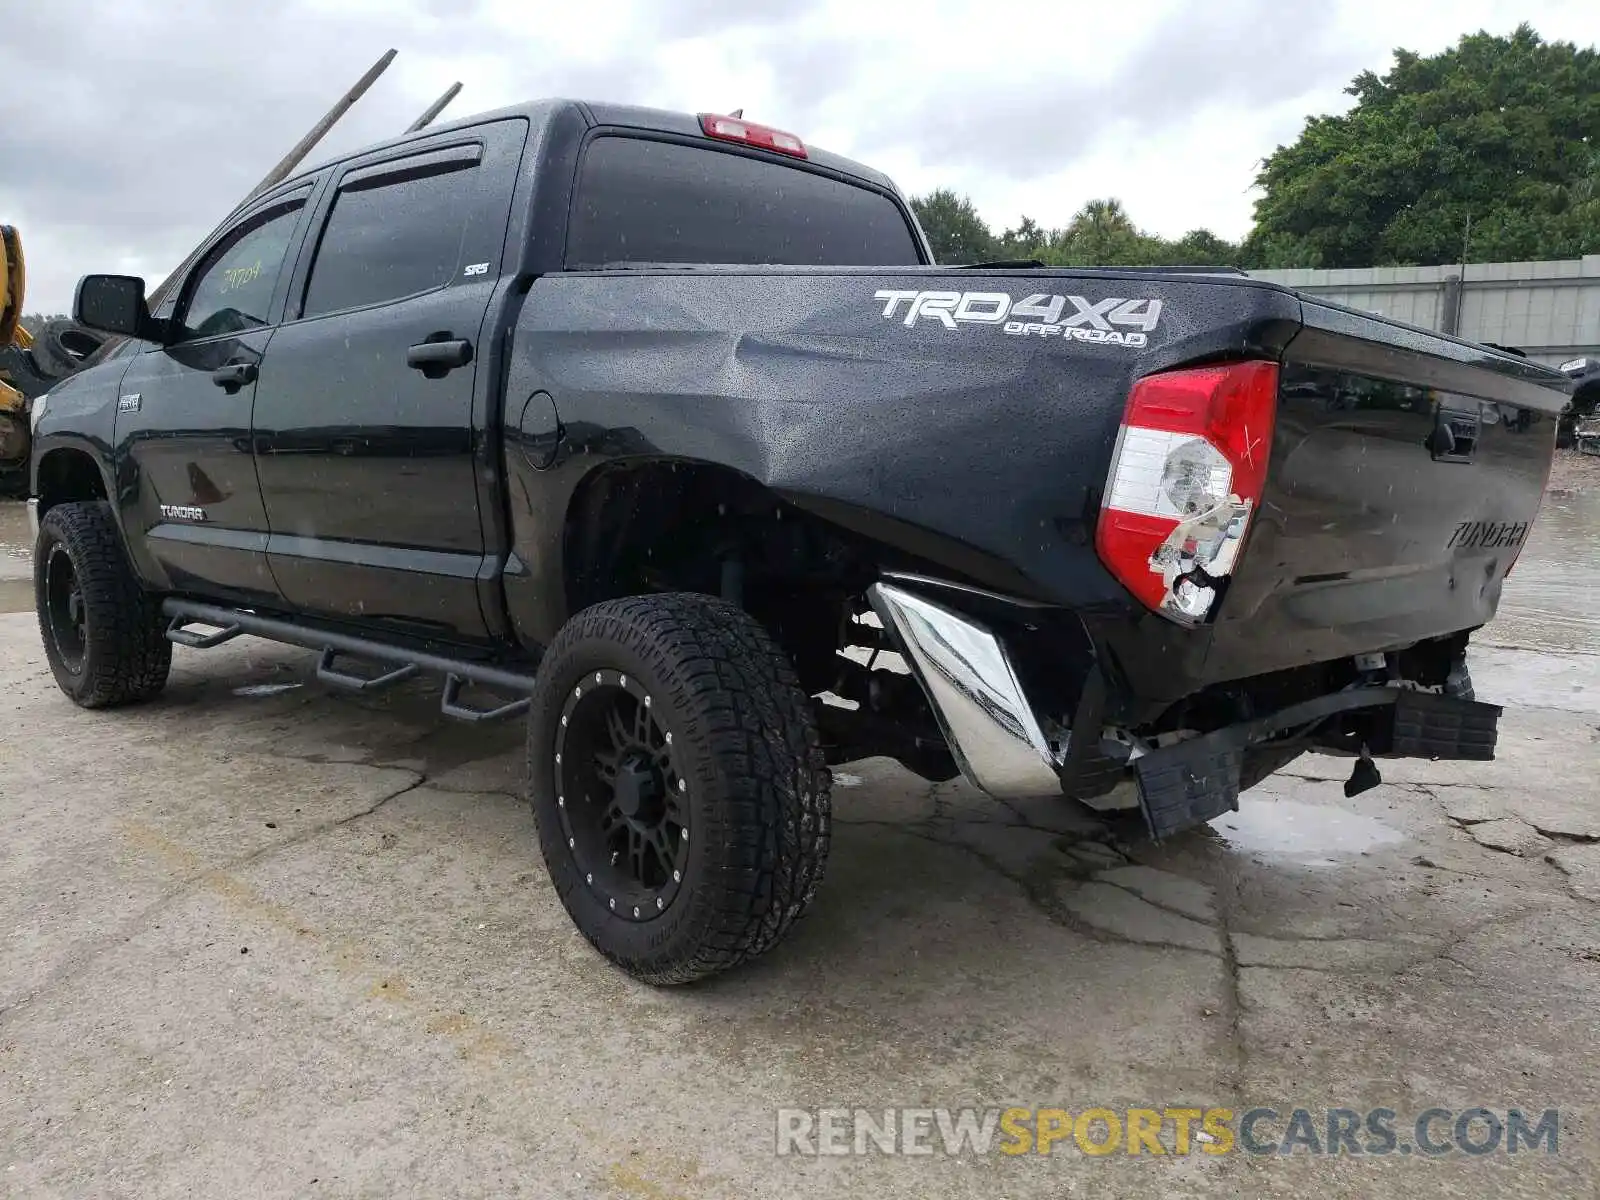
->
(3, 0, 1594, 310)
(0, 0, 678, 309)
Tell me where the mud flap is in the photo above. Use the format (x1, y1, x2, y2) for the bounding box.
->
(1134, 744, 1243, 842)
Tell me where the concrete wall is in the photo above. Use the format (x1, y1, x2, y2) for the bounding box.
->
(1249, 255, 1600, 367)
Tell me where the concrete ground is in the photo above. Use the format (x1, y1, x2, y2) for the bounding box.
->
(2, 495, 1598, 1198)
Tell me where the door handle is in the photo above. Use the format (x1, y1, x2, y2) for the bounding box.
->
(210, 361, 258, 393)
(406, 337, 474, 379)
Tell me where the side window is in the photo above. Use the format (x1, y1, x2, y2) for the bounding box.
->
(301, 156, 478, 318)
(178, 200, 304, 341)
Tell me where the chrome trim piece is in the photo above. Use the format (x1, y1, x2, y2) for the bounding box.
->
(26, 497, 39, 541)
(879, 570, 1054, 608)
(868, 581, 1062, 799)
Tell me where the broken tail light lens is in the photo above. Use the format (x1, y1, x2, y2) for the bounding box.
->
(698, 114, 808, 159)
(1095, 360, 1280, 624)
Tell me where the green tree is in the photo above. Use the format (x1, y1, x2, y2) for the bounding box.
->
(908, 192, 1244, 269)
(1165, 229, 1246, 266)
(908, 189, 996, 263)
(1022, 201, 1243, 268)
(1060, 198, 1142, 263)
(17, 312, 66, 337)
(996, 216, 1049, 259)
(1247, 24, 1600, 267)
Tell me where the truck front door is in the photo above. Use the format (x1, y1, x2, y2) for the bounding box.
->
(251, 121, 526, 640)
(113, 186, 315, 604)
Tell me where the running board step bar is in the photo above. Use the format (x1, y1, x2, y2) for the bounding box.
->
(166, 616, 243, 648)
(162, 599, 538, 724)
(316, 648, 420, 694)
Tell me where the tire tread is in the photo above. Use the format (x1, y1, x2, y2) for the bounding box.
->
(36, 501, 170, 707)
(529, 592, 830, 984)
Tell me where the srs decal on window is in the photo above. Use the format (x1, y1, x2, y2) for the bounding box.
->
(873, 290, 1162, 347)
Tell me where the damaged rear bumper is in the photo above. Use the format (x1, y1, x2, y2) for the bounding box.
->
(869, 579, 1503, 840)
(1131, 686, 1500, 839)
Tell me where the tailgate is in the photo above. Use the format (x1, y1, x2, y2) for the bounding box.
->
(1205, 302, 1570, 680)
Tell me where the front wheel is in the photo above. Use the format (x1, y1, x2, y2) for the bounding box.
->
(35, 501, 171, 707)
(527, 593, 831, 984)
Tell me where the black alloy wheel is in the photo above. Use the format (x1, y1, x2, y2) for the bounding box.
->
(554, 669, 691, 921)
(42, 541, 88, 672)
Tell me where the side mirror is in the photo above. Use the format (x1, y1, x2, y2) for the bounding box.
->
(73, 274, 162, 341)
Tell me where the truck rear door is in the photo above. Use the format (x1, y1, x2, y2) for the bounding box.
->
(251, 119, 527, 640)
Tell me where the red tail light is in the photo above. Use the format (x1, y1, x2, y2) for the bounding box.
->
(1095, 360, 1280, 624)
(698, 113, 807, 158)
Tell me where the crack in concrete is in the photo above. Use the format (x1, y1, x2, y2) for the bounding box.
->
(837, 802, 1227, 957)
(1530, 825, 1600, 845)
(1217, 906, 1247, 1095)
(1420, 782, 1600, 848)
(228, 770, 429, 872)
(0, 771, 428, 1027)
(1091, 878, 1211, 927)
(1393, 904, 1542, 979)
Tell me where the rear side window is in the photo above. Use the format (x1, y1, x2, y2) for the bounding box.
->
(566, 136, 923, 267)
(302, 157, 476, 317)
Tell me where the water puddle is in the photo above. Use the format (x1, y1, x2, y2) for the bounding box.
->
(232, 682, 304, 697)
(1, 501, 33, 615)
(1488, 490, 1600, 656)
(1210, 796, 1406, 866)
(0, 576, 31, 614)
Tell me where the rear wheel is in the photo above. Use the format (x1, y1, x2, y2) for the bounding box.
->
(527, 593, 830, 984)
(34, 501, 171, 707)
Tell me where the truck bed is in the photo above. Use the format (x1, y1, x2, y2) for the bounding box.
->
(507, 265, 1568, 705)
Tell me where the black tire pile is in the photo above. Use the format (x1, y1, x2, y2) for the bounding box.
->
(2, 319, 109, 494)
(0, 319, 108, 401)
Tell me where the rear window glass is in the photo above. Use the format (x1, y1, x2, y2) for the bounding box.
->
(566, 136, 923, 268)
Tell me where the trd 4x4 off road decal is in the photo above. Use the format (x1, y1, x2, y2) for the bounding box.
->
(873, 290, 1162, 347)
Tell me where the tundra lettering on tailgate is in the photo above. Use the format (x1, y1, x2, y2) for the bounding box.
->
(874, 290, 1162, 347)
(1448, 520, 1528, 550)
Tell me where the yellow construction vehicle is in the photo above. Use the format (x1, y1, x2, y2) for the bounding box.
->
(0, 224, 31, 479)
(0, 226, 110, 495)
(0, 224, 29, 441)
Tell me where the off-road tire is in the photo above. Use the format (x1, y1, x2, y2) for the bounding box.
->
(35, 501, 171, 707)
(527, 592, 831, 984)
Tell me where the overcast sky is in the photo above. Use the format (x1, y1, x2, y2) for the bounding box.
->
(5, 0, 1596, 312)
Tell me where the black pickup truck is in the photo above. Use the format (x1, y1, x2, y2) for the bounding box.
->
(31, 99, 1570, 983)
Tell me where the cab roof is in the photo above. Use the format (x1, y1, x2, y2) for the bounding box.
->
(287, 98, 902, 197)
